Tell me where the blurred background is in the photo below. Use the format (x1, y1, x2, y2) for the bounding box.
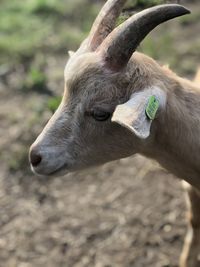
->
(0, 0, 199, 266)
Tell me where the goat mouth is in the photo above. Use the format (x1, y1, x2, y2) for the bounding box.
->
(31, 163, 70, 177)
(48, 165, 70, 177)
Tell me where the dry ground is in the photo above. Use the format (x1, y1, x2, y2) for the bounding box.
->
(0, 156, 186, 267)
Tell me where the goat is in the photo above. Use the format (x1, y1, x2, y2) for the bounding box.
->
(29, 1, 200, 266)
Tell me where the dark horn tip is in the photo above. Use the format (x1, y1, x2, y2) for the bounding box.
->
(176, 5, 191, 15)
(165, 4, 191, 15)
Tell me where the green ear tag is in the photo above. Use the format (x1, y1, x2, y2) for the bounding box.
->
(145, 96, 159, 120)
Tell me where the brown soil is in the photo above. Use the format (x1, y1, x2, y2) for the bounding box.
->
(0, 154, 187, 267)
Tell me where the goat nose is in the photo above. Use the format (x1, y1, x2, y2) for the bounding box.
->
(29, 149, 42, 167)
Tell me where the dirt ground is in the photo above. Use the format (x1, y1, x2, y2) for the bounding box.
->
(0, 155, 187, 267)
(0, 1, 199, 267)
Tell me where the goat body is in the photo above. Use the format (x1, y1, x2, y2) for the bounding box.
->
(131, 53, 200, 190)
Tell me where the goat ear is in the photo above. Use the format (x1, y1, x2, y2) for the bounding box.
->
(111, 87, 166, 139)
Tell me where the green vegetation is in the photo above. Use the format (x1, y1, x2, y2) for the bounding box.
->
(47, 96, 62, 113)
(22, 66, 47, 92)
(0, 0, 99, 67)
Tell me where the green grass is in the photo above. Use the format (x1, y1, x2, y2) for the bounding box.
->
(0, 0, 98, 67)
(47, 96, 62, 113)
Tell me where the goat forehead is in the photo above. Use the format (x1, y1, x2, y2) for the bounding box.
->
(65, 68, 104, 99)
(63, 53, 128, 103)
(64, 53, 102, 83)
(67, 74, 123, 101)
(65, 71, 112, 101)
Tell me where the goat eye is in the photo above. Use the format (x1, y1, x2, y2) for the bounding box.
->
(91, 109, 111, 121)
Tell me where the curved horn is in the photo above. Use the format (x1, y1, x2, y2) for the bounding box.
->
(99, 4, 190, 71)
(81, 0, 127, 52)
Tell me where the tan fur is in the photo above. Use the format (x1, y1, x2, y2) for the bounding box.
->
(194, 67, 200, 84)
(131, 53, 200, 190)
(179, 71, 200, 267)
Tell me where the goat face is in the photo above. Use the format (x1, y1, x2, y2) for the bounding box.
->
(29, 1, 190, 176)
(30, 53, 138, 176)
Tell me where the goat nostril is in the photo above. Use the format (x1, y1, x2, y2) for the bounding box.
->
(30, 150, 42, 167)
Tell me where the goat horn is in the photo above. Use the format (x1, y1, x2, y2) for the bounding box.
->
(80, 0, 127, 52)
(99, 4, 190, 71)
